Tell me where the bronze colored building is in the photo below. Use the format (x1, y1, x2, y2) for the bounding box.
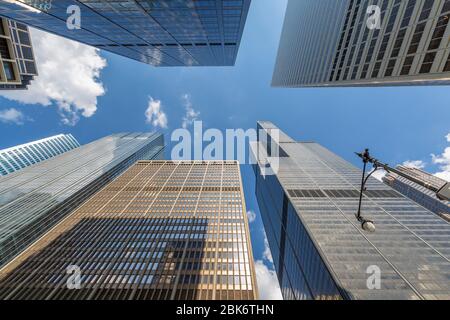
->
(0, 160, 257, 300)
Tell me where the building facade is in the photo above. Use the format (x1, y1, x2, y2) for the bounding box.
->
(272, 0, 450, 87)
(0, 160, 257, 300)
(383, 165, 450, 222)
(0, 16, 37, 89)
(0, 132, 164, 268)
(253, 121, 450, 300)
(0, 133, 80, 176)
(0, 0, 251, 67)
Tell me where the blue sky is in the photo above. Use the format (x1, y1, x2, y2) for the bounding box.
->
(1, 0, 450, 299)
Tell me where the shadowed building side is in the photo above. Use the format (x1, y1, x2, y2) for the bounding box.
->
(383, 165, 450, 222)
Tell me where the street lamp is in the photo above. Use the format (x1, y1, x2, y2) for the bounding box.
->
(355, 149, 376, 233)
(355, 148, 450, 232)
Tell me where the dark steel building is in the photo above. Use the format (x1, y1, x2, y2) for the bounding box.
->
(0, 0, 251, 66)
(253, 121, 450, 300)
(383, 165, 450, 222)
(0, 133, 164, 268)
(0, 17, 37, 89)
(0, 160, 257, 300)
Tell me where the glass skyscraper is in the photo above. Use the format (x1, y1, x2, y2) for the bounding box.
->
(0, 133, 80, 176)
(253, 121, 450, 300)
(272, 0, 450, 87)
(0, 132, 164, 268)
(383, 165, 450, 222)
(0, 16, 37, 89)
(0, 160, 257, 300)
(0, 0, 251, 67)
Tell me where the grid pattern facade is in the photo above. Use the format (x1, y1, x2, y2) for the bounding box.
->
(0, 134, 80, 176)
(383, 166, 450, 222)
(0, 0, 251, 67)
(0, 132, 164, 268)
(0, 161, 257, 300)
(0, 17, 37, 89)
(272, 0, 450, 87)
(253, 121, 450, 300)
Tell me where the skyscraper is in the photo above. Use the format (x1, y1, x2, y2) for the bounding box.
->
(0, 133, 80, 176)
(0, 0, 251, 67)
(383, 165, 450, 222)
(272, 0, 450, 87)
(0, 160, 257, 300)
(252, 121, 450, 300)
(0, 133, 164, 268)
(0, 16, 37, 89)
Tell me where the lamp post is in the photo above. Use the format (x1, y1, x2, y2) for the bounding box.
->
(355, 149, 376, 233)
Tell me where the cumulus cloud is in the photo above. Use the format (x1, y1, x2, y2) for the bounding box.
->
(247, 210, 256, 223)
(262, 233, 273, 263)
(370, 160, 425, 182)
(402, 160, 426, 169)
(254, 260, 283, 300)
(145, 97, 168, 129)
(369, 168, 387, 182)
(0, 28, 106, 126)
(0, 108, 28, 125)
(181, 94, 200, 129)
(254, 229, 282, 300)
(432, 133, 450, 182)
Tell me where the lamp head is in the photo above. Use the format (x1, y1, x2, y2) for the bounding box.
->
(361, 219, 376, 233)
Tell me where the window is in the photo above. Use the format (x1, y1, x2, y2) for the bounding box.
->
(419, 52, 436, 73)
(407, 22, 426, 54)
(3, 62, 15, 80)
(385, 59, 396, 77)
(400, 55, 414, 75)
(444, 52, 450, 71)
(427, 15, 449, 51)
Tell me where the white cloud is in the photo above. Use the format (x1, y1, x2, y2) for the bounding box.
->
(370, 160, 424, 182)
(262, 232, 273, 263)
(254, 260, 283, 300)
(247, 210, 256, 223)
(0, 28, 106, 126)
(181, 94, 200, 129)
(145, 97, 168, 129)
(253, 229, 282, 299)
(402, 160, 426, 169)
(432, 133, 450, 182)
(369, 168, 387, 182)
(0, 108, 28, 125)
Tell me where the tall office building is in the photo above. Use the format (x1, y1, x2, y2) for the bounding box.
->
(0, 133, 80, 176)
(272, 0, 450, 87)
(0, 16, 37, 89)
(383, 165, 450, 222)
(0, 133, 164, 268)
(0, 0, 251, 67)
(252, 121, 450, 300)
(0, 160, 257, 300)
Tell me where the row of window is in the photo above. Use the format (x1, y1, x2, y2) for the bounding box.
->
(330, 0, 450, 83)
